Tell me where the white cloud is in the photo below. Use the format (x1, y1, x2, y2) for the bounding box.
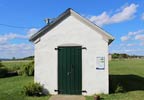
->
(142, 13, 144, 20)
(110, 46, 144, 55)
(0, 28, 38, 58)
(27, 28, 39, 38)
(127, 43, 136, 46)
(89, 12, 110, 26)
(88, 3, 138, 26)
(128, 30, 144, 36)
(118, 29, 144, 55)
(140, 42, 144, 46)
(0, 43, 34, 58)
(110, 4, 137, 22)
(0, 33, 27, 44)
(121, 29, 144, 42)
(135, 34, 144, 40)
(0, 28, 39, 44)
(121, 36, 129, 41)
(124, 49, 144, 53)
(117, 29, 144, 55)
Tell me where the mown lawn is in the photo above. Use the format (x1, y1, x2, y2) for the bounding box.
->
(109, 59, 144, 76)
(0, 76, 50, 100)
(86, 91, 144, 100)
(0, 59, 144, 100)
(86, 59, 144, 100)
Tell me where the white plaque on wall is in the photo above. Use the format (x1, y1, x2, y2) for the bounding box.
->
(96, 57, 105, 70)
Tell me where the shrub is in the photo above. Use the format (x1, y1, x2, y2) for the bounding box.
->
(23, 82, 44, 96)
(19, 61, 34, 76)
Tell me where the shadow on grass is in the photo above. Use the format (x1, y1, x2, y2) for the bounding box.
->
(109, 74, 144, 93)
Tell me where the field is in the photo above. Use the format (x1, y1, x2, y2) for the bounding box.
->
(0, 59, 144, 100)
(2, 60, 32, 71)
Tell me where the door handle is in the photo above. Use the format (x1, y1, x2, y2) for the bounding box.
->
(67, 72, 72, 76)
(67, 65, 74, 76)
(67, 72, 70, 76)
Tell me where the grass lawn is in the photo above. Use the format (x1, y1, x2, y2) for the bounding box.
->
(109, 59, 144, 76)
(0, 76, 50, 100)
(0, 59, 144, 100)
(86, 91, 144, 100)
(86, 59, 144, 100)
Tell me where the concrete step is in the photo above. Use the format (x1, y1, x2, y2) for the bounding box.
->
(49, 95, 86, 100)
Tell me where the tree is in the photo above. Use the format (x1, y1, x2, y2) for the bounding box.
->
(12, 57, 16, 60)
(112, 53, 119, 59)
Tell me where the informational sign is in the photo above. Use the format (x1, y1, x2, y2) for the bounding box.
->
(96, 57, 105, 70)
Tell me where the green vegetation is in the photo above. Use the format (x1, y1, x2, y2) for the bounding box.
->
(0, 59, 144, 100)
(109, 59, 144, 76)
(86, 91, 144, 100)
(0, 76, 50, 100)
(1, 60, 34, 77)
(19, 61, 34, 76)
(2, 60, 32, 71)
(17, 56, 34, 60)
(87, 59, 144, 100)
(111, 53, 144, 59)
(23, 82, 44, 96)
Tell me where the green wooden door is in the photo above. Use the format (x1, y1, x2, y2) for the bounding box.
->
(58, 46, 82, 94)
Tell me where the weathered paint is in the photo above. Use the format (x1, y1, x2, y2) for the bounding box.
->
(34, 15, 109, 95)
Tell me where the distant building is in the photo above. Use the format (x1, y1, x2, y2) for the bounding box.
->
(108, 54, 112, 61)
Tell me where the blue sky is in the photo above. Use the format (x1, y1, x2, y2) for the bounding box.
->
(0, 0, 144, 58)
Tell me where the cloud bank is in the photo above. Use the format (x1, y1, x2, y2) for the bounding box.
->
(0, 28, 38, 58)
(88, 3, 138, 26)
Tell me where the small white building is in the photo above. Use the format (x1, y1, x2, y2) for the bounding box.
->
(30, 8, 114, 95)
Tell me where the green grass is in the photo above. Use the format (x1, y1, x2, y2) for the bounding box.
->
(0, 59, 144, 100)
(109, 59, 144, 93)
(1, 60, 32, 71)
(0, 76, 50, 100)
(86, 59, 144, 100)
(0, 61, 50, 100)
(109, 59, 144, 76)
(86, 91, 144, 100)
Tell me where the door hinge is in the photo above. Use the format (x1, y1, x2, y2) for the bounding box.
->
(54, 90, 59, 92)
(55, 48, 58, 50)
(82, 90, 87, 93)
(82, 47, 87, 50)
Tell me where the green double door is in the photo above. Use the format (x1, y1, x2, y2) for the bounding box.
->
(58, 46, 82, 95)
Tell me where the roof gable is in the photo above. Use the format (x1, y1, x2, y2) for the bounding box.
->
(29, 8, 114, 44)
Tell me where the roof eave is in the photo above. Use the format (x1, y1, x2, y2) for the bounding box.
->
(108, 38, 114, 45)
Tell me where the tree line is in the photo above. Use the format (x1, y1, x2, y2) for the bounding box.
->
(111, 53, 144, 59)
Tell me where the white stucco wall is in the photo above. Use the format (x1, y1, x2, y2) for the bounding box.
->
(34, 15, 109, 95)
